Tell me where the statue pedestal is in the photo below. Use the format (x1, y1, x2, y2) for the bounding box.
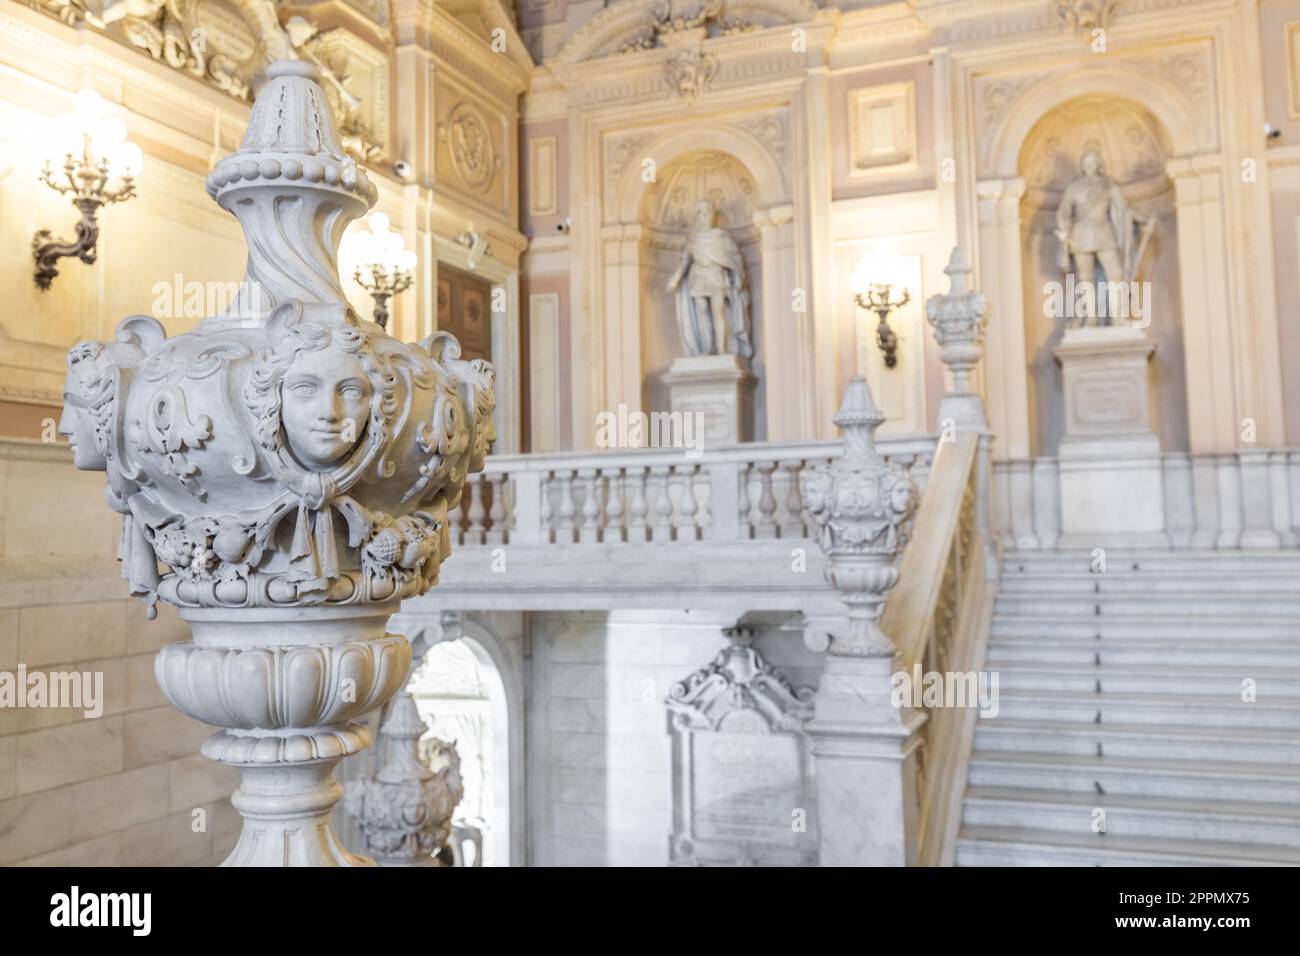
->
(662, 354, 754, 447)
(1053, 325, 1168, 548)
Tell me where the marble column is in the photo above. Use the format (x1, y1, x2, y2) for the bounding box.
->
(62, 61, 496, 866)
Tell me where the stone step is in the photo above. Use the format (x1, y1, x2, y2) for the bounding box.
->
(955, 825, 1300, 866)
(967, 751, 1300, 803)
(991, 615, 1300, 641)
(1000, 551, 1300, 575)
(995, 689, 1300, 727)
(992, 663, 1300, 696)
(986, 639, 1300, 667)
(994, 593, 1300, 617)
(998, 574, 1300, 594)
(973, 719, 1300, 764)
(962, 787, 1300, 847)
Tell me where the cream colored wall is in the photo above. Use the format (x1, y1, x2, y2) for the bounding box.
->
(0, 440, 241, 866)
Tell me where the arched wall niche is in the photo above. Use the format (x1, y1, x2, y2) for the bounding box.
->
(604, 119, 790, 441)
(639, 149, 767, 433)
(1016, 94, 1189, 456)
(982, 62, 1210, 181)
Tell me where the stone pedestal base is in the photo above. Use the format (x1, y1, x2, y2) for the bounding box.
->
(1053, 326, 1168, 547)
(805, 654, 922, 867)
(662, 354, 754, 447)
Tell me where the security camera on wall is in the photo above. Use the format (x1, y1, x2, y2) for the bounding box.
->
(557, 216, 571, 234)
(393, 159, 415, 181)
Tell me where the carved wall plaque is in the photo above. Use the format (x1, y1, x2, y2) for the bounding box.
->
(666, 628, 816, 866)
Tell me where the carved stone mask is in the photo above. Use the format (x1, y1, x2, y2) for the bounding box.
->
(282, 345, 373, 470)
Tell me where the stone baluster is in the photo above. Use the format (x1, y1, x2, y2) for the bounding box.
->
(676, 464, 700, 541)
(484, 472, 508, 545)
(66, 62, 495, 865)
(652, 465, 674, 541)
(539, 471, 554, 544)
(556, 468, 578, 544)
(627, 468, 650, 543)
(779, 461, 804, 538)
(578, 468, 603, 544)
(605, 467, 625, 543)
(754, 461, 778, 538)
(466, 475, 487, 545)
(801, 376, 920, 866)
(737, 461, 752, 538)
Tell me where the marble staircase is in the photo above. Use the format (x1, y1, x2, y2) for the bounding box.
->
(954, 550, 1300, 866)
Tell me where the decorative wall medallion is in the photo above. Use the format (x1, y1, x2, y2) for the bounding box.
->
(446, 103, 497, 191)
(665, 48, 719, 105)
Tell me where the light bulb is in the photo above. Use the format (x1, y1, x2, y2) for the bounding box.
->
(369, 212, 390, 235)
(73, 88, 108, 120)
(111, 141, 144, 178)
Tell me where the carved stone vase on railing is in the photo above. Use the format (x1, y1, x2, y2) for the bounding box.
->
(800, 378, 918, 658)
(59, 61, 495, 866)
(343, 691, 464, 866)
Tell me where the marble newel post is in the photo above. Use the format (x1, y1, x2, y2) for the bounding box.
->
(60, 62, 496, 865)
(800, 378, 919, 866)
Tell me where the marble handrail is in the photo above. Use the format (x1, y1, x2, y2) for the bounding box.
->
(881, 430, 998, 867)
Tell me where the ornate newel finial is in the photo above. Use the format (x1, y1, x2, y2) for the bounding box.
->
(205, 61, 380, 319)
(800, 378, 917, 657)
(63, 62, 495, 866)
(926, 246, 989, 432)
(344, 691, 464, 866)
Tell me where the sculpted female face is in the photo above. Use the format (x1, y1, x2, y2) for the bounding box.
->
(59, 357, 108, 471)
(281, 346, 372, 470)
(1080, 150, 1103, 177)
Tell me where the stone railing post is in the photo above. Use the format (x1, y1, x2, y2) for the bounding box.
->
(926, 247, 990, 435)
(62, 62, 495, 866)
(928, 246, 997, 575)
(800, 377, 920, 866)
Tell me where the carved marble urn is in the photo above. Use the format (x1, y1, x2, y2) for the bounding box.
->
(60, 61, 495, 866)
(800, 378, 916, 657)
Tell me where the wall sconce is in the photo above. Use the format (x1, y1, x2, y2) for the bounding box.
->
(351, 212, 415, 329)
(850, 253, 911, 369)
(33, 89, 143, 290)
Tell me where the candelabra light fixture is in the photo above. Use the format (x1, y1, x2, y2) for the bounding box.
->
(34, 89, 143, 290)
(351, 212, 416, 329)
(850, 253, 912, 369)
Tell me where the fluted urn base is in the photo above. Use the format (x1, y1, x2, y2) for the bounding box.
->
(155, 604, 412, 866)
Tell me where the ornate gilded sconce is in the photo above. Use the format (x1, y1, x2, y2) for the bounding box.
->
(34, 90, 143, 290)
(850, 254, 911, 369)
(350, 212, 415, 329)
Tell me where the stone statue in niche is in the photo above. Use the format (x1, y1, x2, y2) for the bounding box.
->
(1054, 148, 1156, 327)
(666, 200, 754, 360)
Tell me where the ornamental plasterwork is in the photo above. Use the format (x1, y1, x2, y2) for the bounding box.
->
(664, 47, 720, 104)
(553, 0, 817, 65)
(442, 102, 499, 193)
(27, 0, 384, 161)
(1054, 0, 1120, 32)
(666, 627, 813, 734)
